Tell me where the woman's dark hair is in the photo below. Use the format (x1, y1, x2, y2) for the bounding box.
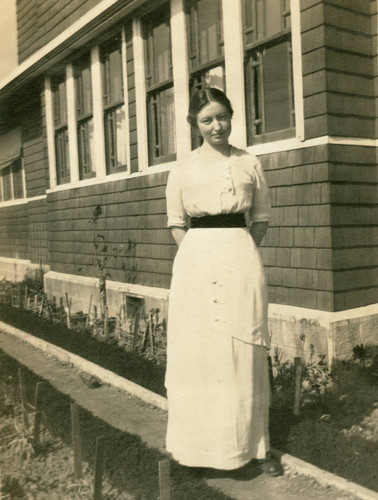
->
(187, 87, 234, 127)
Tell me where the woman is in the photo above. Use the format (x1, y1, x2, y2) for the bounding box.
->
(165, 88, 280, 476)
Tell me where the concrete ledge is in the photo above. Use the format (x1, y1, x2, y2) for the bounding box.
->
(0, 257, 48, 282)
(0, 320, 167, 412)
(0, 319, 377, 499)
(273, 448, 378, 500)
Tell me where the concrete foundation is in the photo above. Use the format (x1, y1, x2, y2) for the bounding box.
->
(2, 260, 376, 364)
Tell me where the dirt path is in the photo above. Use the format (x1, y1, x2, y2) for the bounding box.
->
(0, 329, 360, 500)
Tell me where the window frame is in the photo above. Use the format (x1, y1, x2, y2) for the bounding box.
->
(243, 0, 295, 146)
(144, 4, 177, 166)
(52, 74, 71, 185)
(0, 158, 25, 203)
(185, 0, 226, 149)
(74, 53, 96, 180)
(100, 34, 127, 175)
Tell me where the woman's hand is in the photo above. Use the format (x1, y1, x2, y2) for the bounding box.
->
(171, 227, 187, 247)
(250, 221, 269, 247)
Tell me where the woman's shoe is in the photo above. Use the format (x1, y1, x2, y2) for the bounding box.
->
(257, 452, 283, 477)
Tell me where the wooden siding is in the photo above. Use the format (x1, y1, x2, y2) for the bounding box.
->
(260, 143, 378, 312)
(23, 87, 49, 198)
(47, 172, 175, 289)
(301, 1, 375, 140)
(17, 0, 104, 62)
(0, 204, 28, 260)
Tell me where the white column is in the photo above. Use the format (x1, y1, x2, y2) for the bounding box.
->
(121, 26, 131, 171)
(170, 0, 191, 161)
(133, 18, 149, 170)
(291, 0, 305, 141)
(91, 45, 107, 179)
(66, 63, 79, 184)
(44, 77, 57, 189)
(222, 0, 247, 149)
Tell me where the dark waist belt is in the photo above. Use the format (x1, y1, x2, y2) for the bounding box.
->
(190, 213, 246, 228)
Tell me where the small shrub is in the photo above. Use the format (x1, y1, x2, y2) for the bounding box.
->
(352, 343, 371, 367)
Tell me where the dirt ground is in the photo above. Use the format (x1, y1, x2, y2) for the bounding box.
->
(0, 330, 362, 500)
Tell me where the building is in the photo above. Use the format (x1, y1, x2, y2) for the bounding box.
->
(0, 0, 377, 360)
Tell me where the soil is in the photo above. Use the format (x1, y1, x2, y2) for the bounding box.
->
(1, 303, 378, 494)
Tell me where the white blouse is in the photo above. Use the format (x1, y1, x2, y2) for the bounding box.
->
(166, 146, 271, 228)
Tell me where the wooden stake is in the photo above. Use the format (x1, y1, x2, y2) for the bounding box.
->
(39, 296, 45, 316)
(104, 306, 108, 338)
(18, 368, 29, 428)
(71, 403, 83, 479)
(294, 357, 303, 416)
(24, 286, 28, 309)
(86, 294, 93, 328)
(132, 312, 140, 348)
(93, 436, 105, 500)
(33, 382, 45, 447)
(26, 297, 30, 311)
(34, 294, 38, 313)
(158, 459, 171, 500)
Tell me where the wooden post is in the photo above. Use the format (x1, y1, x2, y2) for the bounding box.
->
(33, 382, 45, 447)
(294, 357, 303, 416)
(158, 459, 171, 500)
(71, 403, 83, 479)
(18, 368, 29, 428)
(103, 306, 108, 338)
(39, 296, 45, 316)
(132, 312, 140, 348)
(93, 436, 105, 500)
(86, 294, 93, 328)
(34, 294, 38, 313)
(24, 286, 28, 309)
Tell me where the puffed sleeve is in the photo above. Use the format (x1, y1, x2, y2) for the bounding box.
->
(166, 166, 189, 228)
(249, 157, 271, 223)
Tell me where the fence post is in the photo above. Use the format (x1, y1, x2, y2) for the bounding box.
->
(71, 403, 83, 479)
(18, 368, 29, 429)
(159, 459, 171, 500)
(33, 382, 45, 447)
(294, 357, 303, 416)
(93, 436, 105, 500)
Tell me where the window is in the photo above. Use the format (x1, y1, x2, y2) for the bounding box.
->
(101, 35, 127, 174)
(186, 0, 225, 148)
(52, 74, 70, 184)
(0, 159, 24, 202)
(144, 5, 176, 165)
(74, 54, 95, 179)
(243, 0, 294, 144)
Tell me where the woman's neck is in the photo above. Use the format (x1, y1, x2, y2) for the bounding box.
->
(198, 142, 231, 163)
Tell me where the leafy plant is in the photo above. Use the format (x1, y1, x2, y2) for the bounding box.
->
(352, 343, 371, 367)
(7, 412, 35, 462)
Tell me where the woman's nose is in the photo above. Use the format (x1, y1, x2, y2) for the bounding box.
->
(213, 119, 222, 131)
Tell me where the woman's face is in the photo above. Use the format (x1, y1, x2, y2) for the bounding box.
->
(196, 101, 232, 148)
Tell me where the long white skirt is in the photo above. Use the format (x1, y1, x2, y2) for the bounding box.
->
(165, 228, 270, 470)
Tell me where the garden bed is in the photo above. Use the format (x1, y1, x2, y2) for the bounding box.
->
(1, 302, 378, 493)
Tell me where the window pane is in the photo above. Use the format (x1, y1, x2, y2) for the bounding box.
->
(55, 128, 70, 184)
(263, 42, 291, 133)
(152, 22, 171, 84)
(78, 118, 95, 179)
(75, 55, 92, 117)
(12, 159, 24, 199)
(102, 37, 123, 106)
(104, 105, 126, 173)
(2, 166, 12, 201)
(198, 0, 220, 64)
(53, 76, 67, 126)
(148, 86, 176, 163)
(265, 0, 283, 38)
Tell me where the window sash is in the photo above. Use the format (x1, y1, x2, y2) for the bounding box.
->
(12, 159, 24, 199)
(55, 127, 71, 184)
(104, 104, 127, 174)
(186, 0, 223, 71)
(78, 118, 95, 179)
(245, 40, 295, 144)
(243, 0, 291, 46)
(145, 7, 172, 89)
(2, 166, 12, 201)
(75, 55, 93, 119)
(147, 85, 176, 165)
(101, 36, 124, 107)
(53, 76, 68, 128)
